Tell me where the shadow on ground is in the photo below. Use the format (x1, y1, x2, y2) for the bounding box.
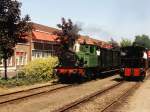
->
(112, 77, 124, 82)
(56, 71, 119, 84)
(112, 77, 144, 82)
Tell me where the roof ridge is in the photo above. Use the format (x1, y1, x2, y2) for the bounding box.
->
(32, 22, 58, 33)
(34, 30, 52, 35)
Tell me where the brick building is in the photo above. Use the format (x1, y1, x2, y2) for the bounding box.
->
(0, 23, 59, 71)
(31, 23, 59, 59)
(0, 22, 112, 72)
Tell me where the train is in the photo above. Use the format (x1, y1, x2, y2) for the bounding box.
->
(120, 45, 149, 80)
(54, 41, 121, 82)
(147, 50, 150, 67)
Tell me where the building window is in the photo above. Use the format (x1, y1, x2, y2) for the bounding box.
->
(7, 57, 13, 66)
(32, 50, 53, 59)
(34, 42, 43, 50)
(90, 46, 94, 53)
(16, 52, 27, 65)
(0, 60, 2, 66)
(0, 57, 12, 67)
(32, 42, 60, 59)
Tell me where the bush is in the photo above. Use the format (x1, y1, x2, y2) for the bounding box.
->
(21, 56, 59, 81)
(23, 56, 59, 77)
(0, 56, 59, 88)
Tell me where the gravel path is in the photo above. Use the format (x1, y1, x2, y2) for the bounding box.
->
(106, 78, 150, 112)
(67, 81, 136, 112)
(0, 75, 120, 112)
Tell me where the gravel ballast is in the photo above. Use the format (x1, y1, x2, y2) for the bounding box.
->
(0, 75, 120, 112)
(68, 81, 136, 112)
(106, 78, 150, 112)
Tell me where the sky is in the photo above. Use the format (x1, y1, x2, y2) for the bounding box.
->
(20, 0, 150, 42)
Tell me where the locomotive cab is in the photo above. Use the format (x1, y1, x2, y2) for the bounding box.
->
(74, 42, 99, 67)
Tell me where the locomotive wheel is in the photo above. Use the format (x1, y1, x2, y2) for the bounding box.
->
(85, 70, 96, 80)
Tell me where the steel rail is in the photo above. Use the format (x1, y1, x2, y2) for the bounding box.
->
(0, 84, 72, 105)
(0, 73, 119, 105)
(0, 83, 57, 97)
(53, 70, 150, 112)
(101, 73, 150, 112)
(53, 81, 124, 112)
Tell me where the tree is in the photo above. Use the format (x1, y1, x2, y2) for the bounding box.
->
(120, 38, 132, 47)
(133, 35, 150, 49)
(53, 18, 81, 66)
(0, 0, 32, 80)
(54, 17, 81, 50)
(108, 38, 119, 48)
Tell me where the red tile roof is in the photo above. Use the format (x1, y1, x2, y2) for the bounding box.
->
(77, 35, 112, 49)
(32, 31, 58, 42)
(31, 23, 112, 48)
(32, 22, 58, 33)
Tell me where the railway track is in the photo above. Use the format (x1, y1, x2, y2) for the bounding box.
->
(101, 73, 150, 112)
(53, 81, 125, 112)
(101, 83, 140, 112)
(0, 73, 119, 106)
(53, 71, 150, 112)
(0, 71, 148, 111)
(0, 83, 72, 105)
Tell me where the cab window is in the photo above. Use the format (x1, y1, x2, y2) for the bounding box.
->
(80, 45, 89, 52)
(90, 46, 94, 53)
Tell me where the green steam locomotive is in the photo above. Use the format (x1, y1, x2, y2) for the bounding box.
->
(55, 41, 120, 81)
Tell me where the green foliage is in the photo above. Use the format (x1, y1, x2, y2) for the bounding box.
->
(0, 78, 26, 88)
(23, 56, 59, 78)
(0, 56, 59, 88)
(54, 17, 81, 50)
(54, 17, 81, 56)
(120, 38, 132, 47)
(0, 0, 32, 79)
(133, 35, 150, 49)
(54, 18, 81, 66)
